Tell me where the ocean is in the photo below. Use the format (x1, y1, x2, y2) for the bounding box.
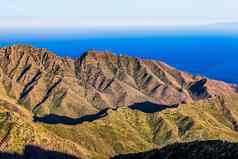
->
(0, 29, 237, 84)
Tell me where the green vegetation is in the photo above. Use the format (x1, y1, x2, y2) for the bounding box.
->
(0, 45, 238, 159)
(39, 96, 238, 158)
(2, 93, 238, 159)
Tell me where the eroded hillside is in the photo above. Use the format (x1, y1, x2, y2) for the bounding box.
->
(0, 45, 238, 159)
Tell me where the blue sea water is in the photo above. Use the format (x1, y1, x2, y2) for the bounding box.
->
(0, 29, 238, 84)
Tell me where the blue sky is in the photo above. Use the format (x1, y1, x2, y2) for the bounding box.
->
(0, 0, 238, 28)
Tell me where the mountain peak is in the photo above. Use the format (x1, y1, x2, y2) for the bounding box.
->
(0, 45, 236, 114)
(0, 45, 238, 159)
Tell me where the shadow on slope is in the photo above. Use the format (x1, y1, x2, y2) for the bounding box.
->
(187, 79, 212, 100)
(112, 140, 238, 159)
(0, 145, 79, 159)
(129, 101, 179, 113)
(33, 108, 109, 125)
(34, 102, 178, 125)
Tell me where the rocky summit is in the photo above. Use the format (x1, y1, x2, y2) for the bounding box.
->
(0, 45, 238, 159)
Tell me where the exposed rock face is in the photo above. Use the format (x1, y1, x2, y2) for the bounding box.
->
(0, 45, 237, 118)
(1, 45, 238, 159)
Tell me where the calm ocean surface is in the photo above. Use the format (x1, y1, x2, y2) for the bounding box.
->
(0, 30, 238, 84)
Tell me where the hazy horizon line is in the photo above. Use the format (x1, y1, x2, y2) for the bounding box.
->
(0, 17, 238, 29)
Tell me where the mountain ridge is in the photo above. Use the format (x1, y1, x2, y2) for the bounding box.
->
(0, 44, 238, 158)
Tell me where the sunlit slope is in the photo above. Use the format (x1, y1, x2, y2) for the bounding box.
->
(0, 45, 238, 159)
(0, 102, 91, 159)
(42, 95, 238, 158)
(1, 81, 238, 159)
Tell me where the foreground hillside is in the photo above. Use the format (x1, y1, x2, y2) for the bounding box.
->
(0, 45, 238, 158)
(112, 140, 238, 159)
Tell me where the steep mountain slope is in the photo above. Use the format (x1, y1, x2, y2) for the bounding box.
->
(0, 45, 238, 158)
(0, 101, 90, 158)
(0, 45, 236, 117)
(40, 95, 238, 158)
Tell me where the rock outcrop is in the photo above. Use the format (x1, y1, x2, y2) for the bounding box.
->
(0, 45, 238, 159)
(0, 45, 236, 118)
